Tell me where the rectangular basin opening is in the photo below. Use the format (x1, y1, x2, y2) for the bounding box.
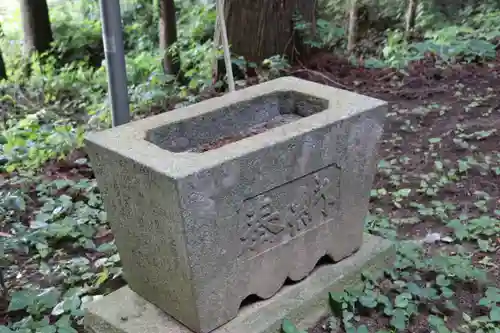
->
(145, 91, 329, 153)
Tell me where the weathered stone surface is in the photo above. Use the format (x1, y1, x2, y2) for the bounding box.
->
(84, 234, 395, 333)
(85, 76, 388, 333)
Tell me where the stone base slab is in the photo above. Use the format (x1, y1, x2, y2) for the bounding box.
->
(84, 234, 394, 333)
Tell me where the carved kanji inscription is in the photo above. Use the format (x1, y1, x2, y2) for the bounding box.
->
(238, 163, 341, 258)
(288, 186, 312, 237)
(312, 174, 336, 218)
(240, 196, 284, 251)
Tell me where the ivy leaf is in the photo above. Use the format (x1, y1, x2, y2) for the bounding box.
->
(444, 300, 458, 311)
(38, 326, 57, 333)
(490, 306, 500, 322)
(94, 268, 110, 287)
(58, 327, 78, 333)
(327, 317, 339, 331)
(282, 319, 305, 333)
(328, 292, 344, 318)
(485, 287, 500, 301)
(428, 315, 444, 326)
(357, 325, 369, 333)
(52, 301, 65, 316)
(0, 327, 14, 333)
(53, 289, 82, 316)
(406, 282, 422, 296)
(462, 312, 472, 323)
(343, 310, 354, 322)
(394, 294, 409, 308)
(477, 239, 490, 252)
(478, 297, 490, 307)
(390, 309, 407, 330)
(8, 290, 36, 311)
(428, 315, 451, 333)
(377, 294, 391, 307)
(30, 221, 49, 229)
(37, 288, 61, 310)
(397, 189, 412, 197)
(64, 295, 81, 312)
(35, 242, 51, 258)
(359, 295, 378, 309)
(53, 315, 78, 333)
(436, 274, 450, 287)
(383, 306, 394, 316)
(441, 287, 454, 298)
(345, 326, 357, 333)
(55, 315, 71, 327)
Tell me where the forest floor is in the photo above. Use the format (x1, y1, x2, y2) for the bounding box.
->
(294, 53, 500, 332)
(0, 52, 499, 333)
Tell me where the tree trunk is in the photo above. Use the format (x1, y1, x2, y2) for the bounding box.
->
(20, 0, 53, 55)
(347, 0, 358, 54)
(159, 0, 182, 78)
(0, 49, 6, 80)
(405, 0, 417, 40)
(225, 0, 316, 63)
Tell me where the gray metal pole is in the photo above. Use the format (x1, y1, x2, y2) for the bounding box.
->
(99, 0, 130, 126)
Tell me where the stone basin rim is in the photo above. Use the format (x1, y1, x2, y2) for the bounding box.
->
(85, 76, 388, 179)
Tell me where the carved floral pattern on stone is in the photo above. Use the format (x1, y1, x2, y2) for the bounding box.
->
(239, 164, 341, 256)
